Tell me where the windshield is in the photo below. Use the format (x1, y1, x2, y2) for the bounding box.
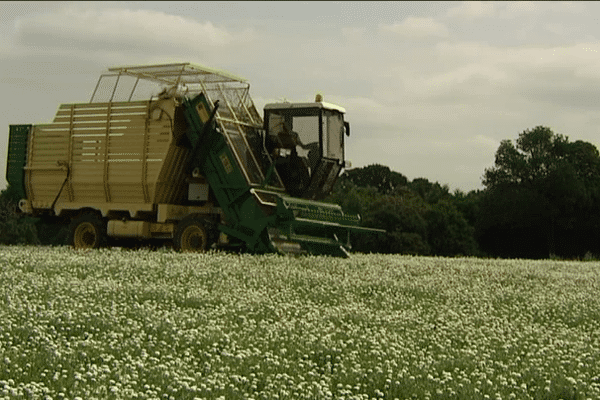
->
(267, 108, 345, 165)
(268, 109, 321, 171)
(265, 104, 346, 199)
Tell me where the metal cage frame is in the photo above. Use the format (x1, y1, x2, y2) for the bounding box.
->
(90, 62, 282, 189)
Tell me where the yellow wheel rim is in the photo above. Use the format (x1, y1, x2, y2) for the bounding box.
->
(73, 222, 98, 249)
(180, 225, 207, 252)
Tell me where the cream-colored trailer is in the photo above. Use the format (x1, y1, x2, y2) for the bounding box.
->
(21, 93, 222, 249)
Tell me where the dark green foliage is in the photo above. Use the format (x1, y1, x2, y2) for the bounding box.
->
(330, 165, 478, 256)
(476, 185, 548, 258)
(408, 178, 451, 205)
(426, 199, 478, 257)
(452, 189, 483, 227)
(479, 126, 600, 258)
(0, 185, 38, 245)
(1, 183, 24, 204)
(341, 164, 408, 195)
(329, 182, 381, 217)
(357, 192, 430, 255)
(36, 217, 70, 246)
(332, 127, 600, 258)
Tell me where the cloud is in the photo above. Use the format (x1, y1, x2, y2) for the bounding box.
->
(10, 5, 251, 57)
(550, 1, 586, 14)
(323, 95, 407, 132)
(498, 1, 541, 18)
(380, 17, 449, 40)
(341, 27, 366, 43)
(420, 64, 507, 100)
(545, 23, 569, 36)
(445, 1, 496, 19)
(471, 134, 499, 150)
(426, 41, 600, 107)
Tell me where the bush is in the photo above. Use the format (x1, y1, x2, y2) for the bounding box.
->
(0, 195, 38, 245)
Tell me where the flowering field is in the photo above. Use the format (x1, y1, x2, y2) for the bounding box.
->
(0, 246, 599, 400)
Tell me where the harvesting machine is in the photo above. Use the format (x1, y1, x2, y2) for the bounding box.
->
(6, 63, 382, 256)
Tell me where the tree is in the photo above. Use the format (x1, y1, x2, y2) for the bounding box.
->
(408, 178, 451, 204)
(483, 126, 570, 188)
(0, 185, 38, 245)
(357, 192, 430, 255)
(479, 126, 600, 258)
(452, 189, 483, 228)
(328, 180, 381, 216)
(341, 164, 408, 195)
(426, 199, 478, 257)
(330, 164, 480, 256)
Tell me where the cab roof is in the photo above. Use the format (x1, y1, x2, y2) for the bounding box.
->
(264, 101, 346, 114)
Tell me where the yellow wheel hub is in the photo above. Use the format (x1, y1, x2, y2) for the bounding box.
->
(73, 222, 98, 249)
(180, 225, 207, 252)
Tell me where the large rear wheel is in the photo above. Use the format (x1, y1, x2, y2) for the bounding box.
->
(69, 213, 107, 249)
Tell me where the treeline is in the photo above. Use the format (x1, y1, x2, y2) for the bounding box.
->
(4, 125, 600, 259)
(327, 164, 481, 256)
(330, 126, 600, 259)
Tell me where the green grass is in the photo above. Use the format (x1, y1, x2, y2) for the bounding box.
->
(0, 246, 599, 400)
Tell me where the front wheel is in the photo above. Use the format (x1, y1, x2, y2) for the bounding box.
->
(69, 212, 107, 249)
(174, 216, 215, 252)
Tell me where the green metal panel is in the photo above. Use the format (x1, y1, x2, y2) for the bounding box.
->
(182, 93, 277, 253)
(6, 125, 30, 199)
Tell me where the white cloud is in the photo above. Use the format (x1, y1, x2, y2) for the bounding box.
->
(445, 1, 496, 19)
(471, 134, 499, 150)
(341, 27, 366, 42)
(10, 5, 251, 56)
(498, 1, 541, 18)
(325, 95, 406, 131)
(420, 63, 508, 99)
(380, 17, 449, 39)
(545, 23, 569, 36)
(550, 1, 586, 14)
(433, 41, 600, 84)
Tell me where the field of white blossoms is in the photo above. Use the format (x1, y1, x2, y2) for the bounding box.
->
(0, 246, 599, 400)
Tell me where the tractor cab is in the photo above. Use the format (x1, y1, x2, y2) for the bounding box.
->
(264, 97, 350, 199)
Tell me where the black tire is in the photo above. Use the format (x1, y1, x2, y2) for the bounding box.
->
(69, 212, 107, 249)
(174, 215, 215, 252)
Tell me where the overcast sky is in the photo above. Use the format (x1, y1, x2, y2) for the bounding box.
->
(2, 1, 599, 193)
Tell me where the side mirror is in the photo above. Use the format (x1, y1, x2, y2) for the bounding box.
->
(344, 121, 350, 137)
